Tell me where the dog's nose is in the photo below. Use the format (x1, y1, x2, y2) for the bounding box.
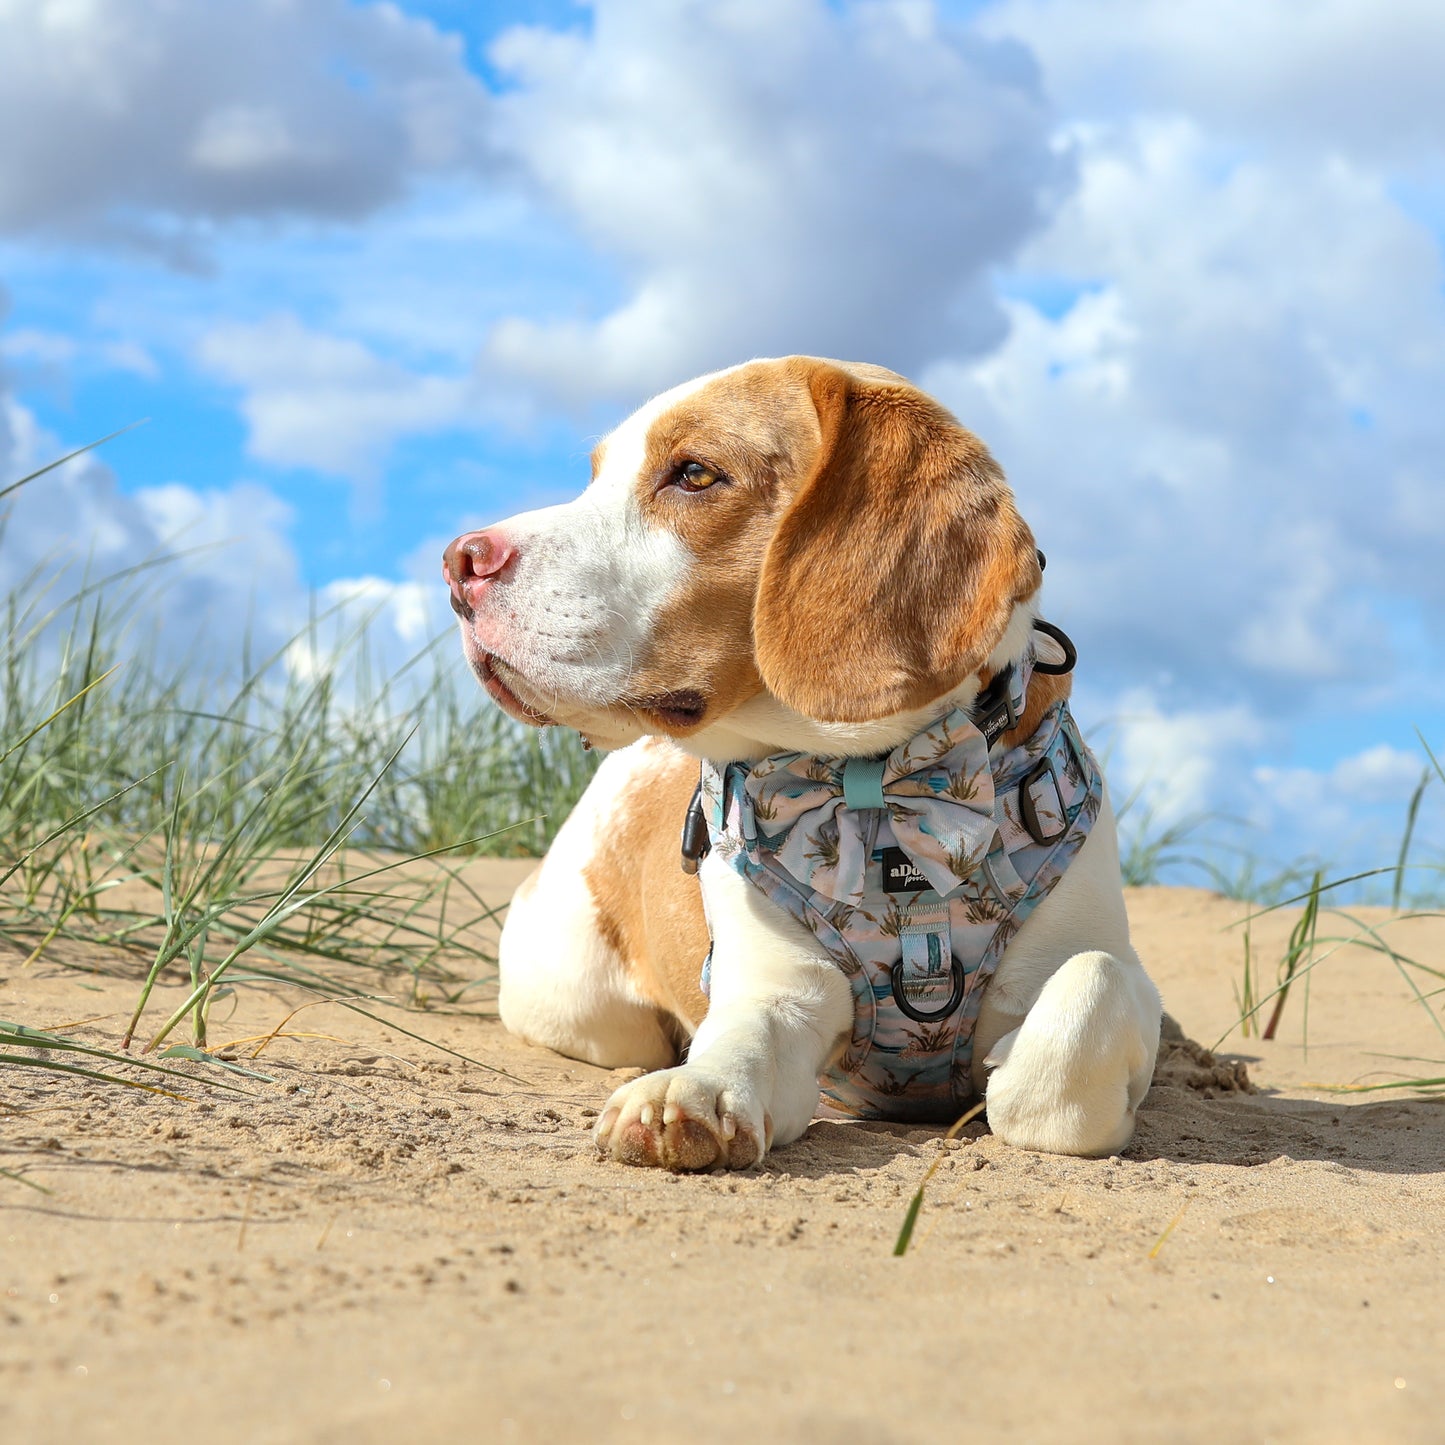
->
(443, 529, 514, 616)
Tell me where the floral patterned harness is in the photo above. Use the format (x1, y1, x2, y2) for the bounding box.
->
(697, 632, 1103, 1123)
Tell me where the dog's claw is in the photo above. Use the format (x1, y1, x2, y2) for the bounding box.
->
(594, 1105, 620, 1147)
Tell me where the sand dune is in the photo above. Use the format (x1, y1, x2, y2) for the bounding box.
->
(3, 880, 1442, 1444)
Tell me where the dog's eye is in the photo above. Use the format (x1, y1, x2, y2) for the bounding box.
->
(674, 461, 721, 492)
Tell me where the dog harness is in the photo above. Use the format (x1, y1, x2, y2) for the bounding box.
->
(692, 623, 1103, 1123)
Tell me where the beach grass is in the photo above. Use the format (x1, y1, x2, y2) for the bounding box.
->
(1211, 736, 1445, 1081)
(1, 445, 601, 1084)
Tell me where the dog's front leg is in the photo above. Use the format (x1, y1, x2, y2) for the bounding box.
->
(594, 852, 852, 1172)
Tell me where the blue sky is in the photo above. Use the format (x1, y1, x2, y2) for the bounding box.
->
(1, 0, 1443, 889)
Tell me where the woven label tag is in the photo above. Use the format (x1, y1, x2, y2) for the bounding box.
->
(879, 846, 931, 893)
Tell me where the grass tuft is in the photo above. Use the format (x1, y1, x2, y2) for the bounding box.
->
(1, 440, 601, 1119)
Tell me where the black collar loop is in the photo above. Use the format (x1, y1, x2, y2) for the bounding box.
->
(1030, 619, 1077, 676)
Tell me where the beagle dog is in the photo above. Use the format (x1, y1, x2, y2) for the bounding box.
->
(443, 357, 1161, 1171)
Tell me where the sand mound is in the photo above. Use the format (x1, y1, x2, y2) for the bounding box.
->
(1155, 1012, 1255, 1095)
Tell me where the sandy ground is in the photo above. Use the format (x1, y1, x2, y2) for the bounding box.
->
(3, 872, 1444, 1445)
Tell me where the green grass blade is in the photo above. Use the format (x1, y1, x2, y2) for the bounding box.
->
(1392, 769, 1431, 910)
(0, 422, 147, 504)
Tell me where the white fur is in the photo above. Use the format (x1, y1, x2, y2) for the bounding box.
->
(460, 370, 742, 739)
(971, 786, 1161, 1155)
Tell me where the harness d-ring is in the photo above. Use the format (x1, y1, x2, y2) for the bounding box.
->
(1031, 619, 1077, 676)
(889, 956, 966, 1024)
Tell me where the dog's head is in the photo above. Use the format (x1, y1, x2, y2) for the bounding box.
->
(443, 357, 1044, 758)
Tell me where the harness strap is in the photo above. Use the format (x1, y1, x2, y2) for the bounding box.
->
(841, 755, 888, 810)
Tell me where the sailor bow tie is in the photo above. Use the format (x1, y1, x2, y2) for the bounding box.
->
(740, 708, 1000, 906)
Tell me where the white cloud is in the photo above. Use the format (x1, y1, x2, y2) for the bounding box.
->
(923, 116, 1445, 713)
(0, 387, 298, 651)
(2, 327, 160, 380)
(316, 576, 435, 647)
(1331, 744, 1430, 804)
(1255, 748, 1425, 822)
(0, 0, 491, 250)
(982, 0, 1445, 165)
(1086, 695, 1441, 884)
(480, 0, 1067, 407)
(197, 313, 479, 479)
(190, 105, 315, 175)
(0, 379, 445, 672)
(134, 479, 300, 600)
(1091, 687, 1266, 825)
(1251, 743, 1441, 883)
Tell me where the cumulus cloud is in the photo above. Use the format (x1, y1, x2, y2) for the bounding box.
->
(1251, 743, 1442, 885)
(481, 0, 1068, 408)
(0, 379, 446, 674)
(1088, 689, 1441, 886)
(982, 0, 1445, 165)
(0, 386, 296, 650)
(0, 0, 491, 250)
(197, 313, 479, 480)
(1088, 686, 1267, 825)
(2, 328, 161, 384)
(923, 116, 1445, 717)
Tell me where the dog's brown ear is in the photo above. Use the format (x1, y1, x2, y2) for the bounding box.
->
(753, 360, 1042, 723)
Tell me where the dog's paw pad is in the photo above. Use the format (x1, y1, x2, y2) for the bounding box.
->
(663, 1114, 723, 1172)
(719, 1116, 761, 1170)
(613, 1119, 664, 1168)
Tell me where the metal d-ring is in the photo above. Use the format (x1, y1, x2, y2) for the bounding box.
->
(890, 956, 966, 1024)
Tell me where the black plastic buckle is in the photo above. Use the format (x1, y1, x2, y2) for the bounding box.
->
(973, 662, 1019, 745)
(1019, 757, 1066, 845)
(680, 780, 710, 876)
(890, 956, 966, 1023)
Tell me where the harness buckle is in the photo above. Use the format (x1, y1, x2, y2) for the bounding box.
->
(1031, 619, 1078, 677)
(891, 904, 966, 1022)
(680, 780, 710, 875)
(1019, 757, 1067, 845)
(974, 662, 1020, 745)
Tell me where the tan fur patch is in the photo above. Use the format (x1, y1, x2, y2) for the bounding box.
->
(581, 741, 711, 1041)
(609, 362, 828, 734)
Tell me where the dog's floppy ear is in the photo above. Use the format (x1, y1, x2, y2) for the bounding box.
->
(753, 359, 1042, 723)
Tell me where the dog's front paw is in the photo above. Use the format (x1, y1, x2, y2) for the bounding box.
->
(594, 1066, 770, 1172)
